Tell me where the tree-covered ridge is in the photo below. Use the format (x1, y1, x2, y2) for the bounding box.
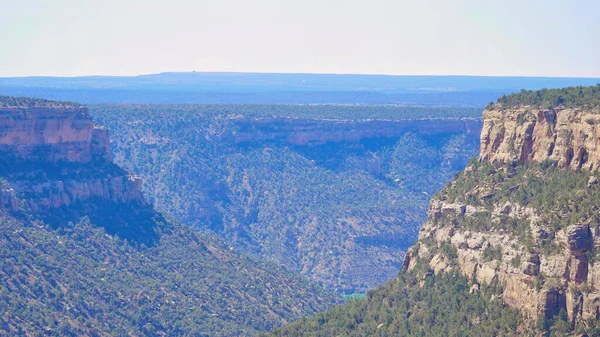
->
(0, 95, 83, 109)
(488, 84, 600, 110)
(265, 266, 527, 337)
(92, 104, 481, 121)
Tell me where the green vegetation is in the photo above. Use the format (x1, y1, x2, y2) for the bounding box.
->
(482, 245, 503, 262)
(434, 158, 600, 255)
(0, 95, 342, 337)
(343, 293, 366, 301)
(265, 86, 600, 337)
(510, 254, 521, 268)
(90, 104, 482, 121)
(266, 268, 526, 337)
(0, 95, 82, 108)
(90, 104, 480, 292)
(443, 159, 600, 233)
(439, 241, 458, 261)
(488, 84, 600, 110)
(0, 202, 339, 336)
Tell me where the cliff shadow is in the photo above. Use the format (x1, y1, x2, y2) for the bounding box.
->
(41, 198, 162, 247)
(0, 159, 162, 246)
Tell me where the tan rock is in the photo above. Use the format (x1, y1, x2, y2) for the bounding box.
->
(0, 106, 146, 213)
(480, 107, 600, 170)
(0, 107, 111, 163)
(429, 254, 450, 274)
(413, 104, 600, 327)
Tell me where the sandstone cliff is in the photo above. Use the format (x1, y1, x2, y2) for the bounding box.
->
(0, 101, 146, 230)
(0, 106, 111, 163)
(480, 106, 600, 170)
(406, 103, 600, 329)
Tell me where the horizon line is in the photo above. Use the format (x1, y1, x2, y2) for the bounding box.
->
(2, 71, 600, 80)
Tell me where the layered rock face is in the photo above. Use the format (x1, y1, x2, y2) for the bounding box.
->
(406, 105, 600, 327)
(409, 201, 600, 325)
(480, 107, 600, 170)
(4, 174, 144, 213)
(229, 117, 482, 146)
(0, 107, 111, 163)
(0, 105, 144, 214)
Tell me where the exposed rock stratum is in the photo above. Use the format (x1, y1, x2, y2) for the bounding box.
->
(407, 104, 600, 327)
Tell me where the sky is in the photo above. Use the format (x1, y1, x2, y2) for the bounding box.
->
(1, 0, 599, 77)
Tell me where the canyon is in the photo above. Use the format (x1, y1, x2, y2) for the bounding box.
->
(91, 104, 483, 293)
(268, 86, 600, 336)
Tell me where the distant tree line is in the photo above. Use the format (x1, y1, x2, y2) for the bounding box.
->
(487, 84, 600, 110)
(0, 95, 82, 109)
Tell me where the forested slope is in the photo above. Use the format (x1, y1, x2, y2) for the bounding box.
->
(266, 267, 526, 337)
(0, 214, 339, 336)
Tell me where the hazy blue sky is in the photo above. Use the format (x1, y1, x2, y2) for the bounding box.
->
(2, 0, 599, 77)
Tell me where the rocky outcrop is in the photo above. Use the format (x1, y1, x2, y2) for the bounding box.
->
(16, 174, 144, 212)
(0, 107, 111, 163)
(230, 117, 482, 146)
(407, 104, 600, 328)
(409, 200, 600, 323)
(0, 105, 145, 213)
(480, 107, 600, 170)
